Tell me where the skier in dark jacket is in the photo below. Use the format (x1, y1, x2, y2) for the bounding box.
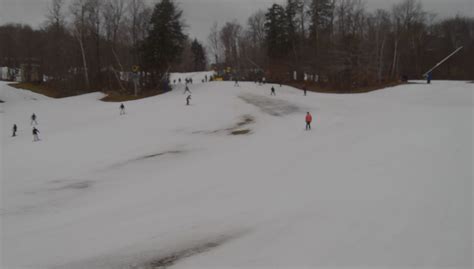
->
(303, 86, 307, 96)
(271, 86, 276, 96)
(32, 127, 40, 141)
(184, 85, 192, 94)
(427, 72, 432, 84)
(186, 95, 192, 106)
(12, 124, 17, 137)
(120, 103, 126, 115)
(31, 113, 38, 125)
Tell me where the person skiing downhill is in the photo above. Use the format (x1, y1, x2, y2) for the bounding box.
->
(184, 85, 192, 94)
(305, 112, 313, 130)
(186, 95, 192, 106)
(120, 103, 126, 115)
(234, 78, 240, 87)
(31, 113, 38, 125)
(271, 86, 276, 96)
(32, 127, 40, 141)
(303, 86, 307, 96)
(12, 124, 17, 137)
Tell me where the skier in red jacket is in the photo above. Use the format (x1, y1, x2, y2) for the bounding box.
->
(305, 112, 312, 130)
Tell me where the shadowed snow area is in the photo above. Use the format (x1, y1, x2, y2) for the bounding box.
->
(1, 77, 473, 269)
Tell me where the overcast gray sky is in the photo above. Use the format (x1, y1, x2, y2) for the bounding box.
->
(0, 0, 472, 42)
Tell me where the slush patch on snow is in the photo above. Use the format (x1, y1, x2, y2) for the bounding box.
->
(140, 150, 184, 160)
(239, 93, 300, 116)
(60, 181, 92, 190)
(192, 115, 255, 136)
(230, 129, 251, 135)
(106, 150, 186, 170)
(136, 235, 234, 269)
(52, 180, 93, 191)
(236, 115, 254, 126)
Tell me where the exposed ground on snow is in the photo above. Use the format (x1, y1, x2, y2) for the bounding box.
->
(239, 93, 302, 116)
(139, 234, 238, 269)
(191, 114, 255, 136)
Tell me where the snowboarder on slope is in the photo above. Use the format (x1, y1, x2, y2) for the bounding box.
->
(186, 95, 192, 106)
(32, 127, 40, 141)
(120, 103, 126, 115)
(31, 113, 38, 125)
(305, 112, 312, 130)
(427, 72, 432, 84)
(12, 124, 17, 137)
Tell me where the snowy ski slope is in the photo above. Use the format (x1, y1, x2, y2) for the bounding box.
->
(1, 76, 472, 268)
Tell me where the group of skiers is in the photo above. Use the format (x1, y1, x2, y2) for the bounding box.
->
(173, 77, 194, 85)
(11, 78, 316, 143)
(12, 113, 41, 141)
(174, 75, 216, 85)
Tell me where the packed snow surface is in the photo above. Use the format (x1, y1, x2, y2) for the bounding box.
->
(1, 76, 472, 269)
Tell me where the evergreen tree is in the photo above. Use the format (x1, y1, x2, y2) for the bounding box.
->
(142, 0, 186, 88)
(265, 4, 289, 58)
(191, 39, 207, 71)
(285, 0, 301, 53)
(309, 0, 334, 39)
(308, 0, 334, 71)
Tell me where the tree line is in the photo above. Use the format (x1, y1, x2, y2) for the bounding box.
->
(0, 0, 206, 95)
(1, 0, 473, 95)
(208, 0, 473, 91)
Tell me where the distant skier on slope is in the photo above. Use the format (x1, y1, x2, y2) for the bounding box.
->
(303, 86, 307, 96)
(271, 86, 276, 96)
(427, 71, 432, 84)
(305, 112, 313, 130)
(31, 113, 38, 125)
(184, 85, 192, 94)
(234, 78, 240, 87)
(12, 124, 17, 137)
(32, 127, 40, 141)
(186, 95, 192, 106)
(120, 103, 126, 115)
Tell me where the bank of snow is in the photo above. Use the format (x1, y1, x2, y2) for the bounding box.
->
(1, 78, 472, 269)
